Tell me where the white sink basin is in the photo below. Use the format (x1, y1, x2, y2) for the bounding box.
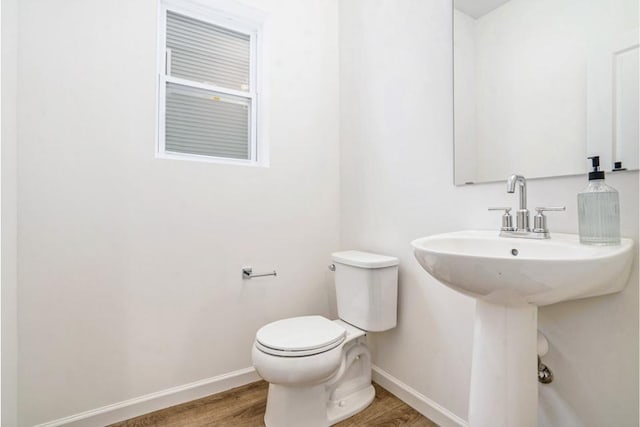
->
(411, 230, 634, 306)
(411, 230, 634, 427)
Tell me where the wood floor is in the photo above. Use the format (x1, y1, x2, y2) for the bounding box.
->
(108, 381, 438, 427)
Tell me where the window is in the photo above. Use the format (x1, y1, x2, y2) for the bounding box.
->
(157, 0, 266, 165)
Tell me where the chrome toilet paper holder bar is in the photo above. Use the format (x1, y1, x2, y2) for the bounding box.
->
(242, 266, 277, 279)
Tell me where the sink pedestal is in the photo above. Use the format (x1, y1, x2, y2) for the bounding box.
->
(468, 301, 538, 427)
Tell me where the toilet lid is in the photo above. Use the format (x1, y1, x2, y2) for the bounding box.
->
(256, 316, 346, 356)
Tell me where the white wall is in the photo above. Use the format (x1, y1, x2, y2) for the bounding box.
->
(340, 0, 639, 426)
(16, 0, 340, 425)
(340, 0, 476, 418)
(1, 0, 19, 424)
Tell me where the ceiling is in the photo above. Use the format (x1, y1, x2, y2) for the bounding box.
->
(454, 0, 512, 19)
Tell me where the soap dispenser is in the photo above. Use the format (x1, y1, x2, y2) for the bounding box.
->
(577, 156, 620, 245)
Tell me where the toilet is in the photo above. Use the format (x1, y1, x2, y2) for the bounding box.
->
(251, 250, 399, 427)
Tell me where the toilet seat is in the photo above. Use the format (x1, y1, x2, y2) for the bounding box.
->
(256, 316, 346, 357)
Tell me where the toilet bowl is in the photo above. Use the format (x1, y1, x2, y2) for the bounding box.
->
(252, 251, 399, 427)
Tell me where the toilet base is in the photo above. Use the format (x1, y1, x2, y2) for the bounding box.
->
(264, 383, 326, 427)
(327, 384, 375, 425)
(264, 383, 375, 427)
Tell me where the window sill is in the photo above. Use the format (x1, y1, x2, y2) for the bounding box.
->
(155, 151, 269, 168)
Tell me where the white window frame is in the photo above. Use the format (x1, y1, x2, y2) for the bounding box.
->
(156, 0, 268, 167)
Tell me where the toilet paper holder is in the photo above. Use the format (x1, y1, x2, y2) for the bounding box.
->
(242, 266, 277, 279)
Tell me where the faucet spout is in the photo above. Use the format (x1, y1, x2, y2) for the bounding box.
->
(507, 174, 527, 211)
(507, 174, 529, 231)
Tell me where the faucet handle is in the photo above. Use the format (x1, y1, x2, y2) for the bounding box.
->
(488, 207, 514, 231)
(535, 207, 566, 213)
(533, 207, 566, 233)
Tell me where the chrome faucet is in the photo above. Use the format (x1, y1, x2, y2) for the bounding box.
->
(507, 174, 529, 231)
(489, 174, 565, 239)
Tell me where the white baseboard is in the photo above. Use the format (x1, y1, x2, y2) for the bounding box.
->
(372, 365, 468, 427)
(35, 364, 465, 427)
(34, 367, 261, 427)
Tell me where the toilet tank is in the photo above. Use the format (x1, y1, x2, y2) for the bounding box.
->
(331, 250, 399, 332)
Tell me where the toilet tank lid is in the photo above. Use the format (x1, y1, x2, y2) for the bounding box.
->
(332, 250, 399, 268)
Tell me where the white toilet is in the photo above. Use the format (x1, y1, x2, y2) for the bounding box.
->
(252, 250, 399, 427)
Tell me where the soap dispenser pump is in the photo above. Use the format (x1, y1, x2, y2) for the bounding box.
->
(577, 156, 620, 245)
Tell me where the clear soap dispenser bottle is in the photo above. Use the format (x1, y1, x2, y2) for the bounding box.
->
(577, 156, 620, 245)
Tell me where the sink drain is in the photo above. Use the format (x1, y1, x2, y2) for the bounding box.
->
(511, 249, 519, 256)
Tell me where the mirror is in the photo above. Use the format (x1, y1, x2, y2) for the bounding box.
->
(453, 0, 639, 185)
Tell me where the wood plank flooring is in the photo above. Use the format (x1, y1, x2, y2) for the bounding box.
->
(108, 381, 438, 427)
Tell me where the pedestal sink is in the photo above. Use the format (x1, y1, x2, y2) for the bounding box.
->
(411, 230, 634, 427)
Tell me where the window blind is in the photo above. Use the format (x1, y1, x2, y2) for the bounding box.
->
(166, 11, 251, 91)
(165, 83, 250, 159)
